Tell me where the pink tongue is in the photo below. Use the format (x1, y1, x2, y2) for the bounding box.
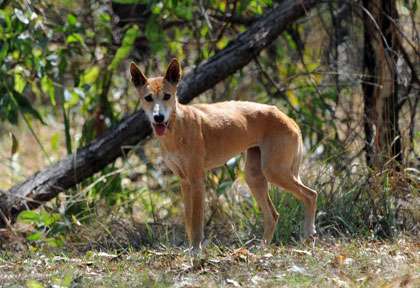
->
(154, 124, 166, 136)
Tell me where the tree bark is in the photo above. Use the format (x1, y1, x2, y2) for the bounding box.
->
(362, 0, 402, 169)
(0, 0, 318, 227)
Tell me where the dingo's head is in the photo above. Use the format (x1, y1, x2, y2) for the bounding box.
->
(130, 59, 181, 136)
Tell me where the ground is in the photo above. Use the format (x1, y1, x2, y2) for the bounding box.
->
(1, 236, 418, 287)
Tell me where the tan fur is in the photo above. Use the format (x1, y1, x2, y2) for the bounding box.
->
(130, 59, 317, 250)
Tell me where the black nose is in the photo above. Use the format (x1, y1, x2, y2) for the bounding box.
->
(153, 114, 164, 123)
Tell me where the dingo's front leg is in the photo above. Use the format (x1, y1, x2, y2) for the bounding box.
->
(180, 179, 193, 243)
(181, 174, 205, 250)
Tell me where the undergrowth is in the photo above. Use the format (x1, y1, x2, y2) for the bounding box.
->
(4, 151, 418, 252)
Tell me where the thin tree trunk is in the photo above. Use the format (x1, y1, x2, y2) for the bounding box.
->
(362, 0, 402, 169)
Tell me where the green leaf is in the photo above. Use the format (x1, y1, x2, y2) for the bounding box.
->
(64, 89, 81, 110)
(145, 17, 160, 41)
(216, 36, 229, 50)
(66, 33, 84, 45)
(45, 237, 64, 248)
(67, 14, 77, 26)
(109, 25, 140, 71)
(25, 279, 44, 288)
(39, 212, 61, 227)
(145, 17, 164, 51)
(27, 231, 43, 241)
(81, 65, 100, 84)
(0, 42, 9, 62)
(99, 12, 111, 24)
(14, 72, 26, 93)
(0, 9, 12, 31)
(61, 272, 74, 287)
(174, 3, 193, 20)
(52, 272, 74, 287)
(151, 2, 163, 14)
(41, 76, 56, 106)
(17, 210, 41, 224)
(286, 90, 299, 107)
(50, 133, 60, 152)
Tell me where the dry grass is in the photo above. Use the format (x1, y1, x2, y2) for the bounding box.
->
(0, 236, 418, 287)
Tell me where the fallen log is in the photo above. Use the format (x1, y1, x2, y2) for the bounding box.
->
(0, 0, 318, 226)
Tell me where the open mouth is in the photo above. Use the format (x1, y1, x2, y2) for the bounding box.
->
(152, 122, 168, 136)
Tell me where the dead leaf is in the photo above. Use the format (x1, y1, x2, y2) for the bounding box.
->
(9, 132, 19, 156)
(287, 264, 311, 276)
(226, 278, 241, 287)
(332, 254, 347, 267)
(94, 252, 118, 258)
(230, 247, 256, 262)
(292, 249, 312, 256)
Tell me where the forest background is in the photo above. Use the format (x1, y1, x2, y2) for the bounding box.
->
(0, 0, 418, 287)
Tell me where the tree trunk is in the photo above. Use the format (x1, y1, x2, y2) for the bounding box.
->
(362, 0, 402, 169)
(0, 0, 318, 227)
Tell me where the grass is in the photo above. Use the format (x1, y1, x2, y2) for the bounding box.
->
(0, 236, 418, 287)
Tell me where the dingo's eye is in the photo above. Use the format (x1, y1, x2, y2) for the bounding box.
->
(163, 93, 171, 101)
(144, 94, 153, 102)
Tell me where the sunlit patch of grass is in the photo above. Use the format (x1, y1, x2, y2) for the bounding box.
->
(277, 274, 313, 287)
(1, 237, 418, 287)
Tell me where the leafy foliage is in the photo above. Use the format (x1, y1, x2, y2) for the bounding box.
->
(17, 210, 66, 247)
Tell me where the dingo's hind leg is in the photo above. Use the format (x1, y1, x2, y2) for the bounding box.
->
(260, 138, 317, 238)
(245, 147, 279, 244)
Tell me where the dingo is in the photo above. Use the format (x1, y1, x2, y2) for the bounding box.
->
(130, 59, 317, 250)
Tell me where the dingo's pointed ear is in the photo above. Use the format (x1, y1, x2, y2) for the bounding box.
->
(130, 62, 147, 87)
(164, 58, 181, 85)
